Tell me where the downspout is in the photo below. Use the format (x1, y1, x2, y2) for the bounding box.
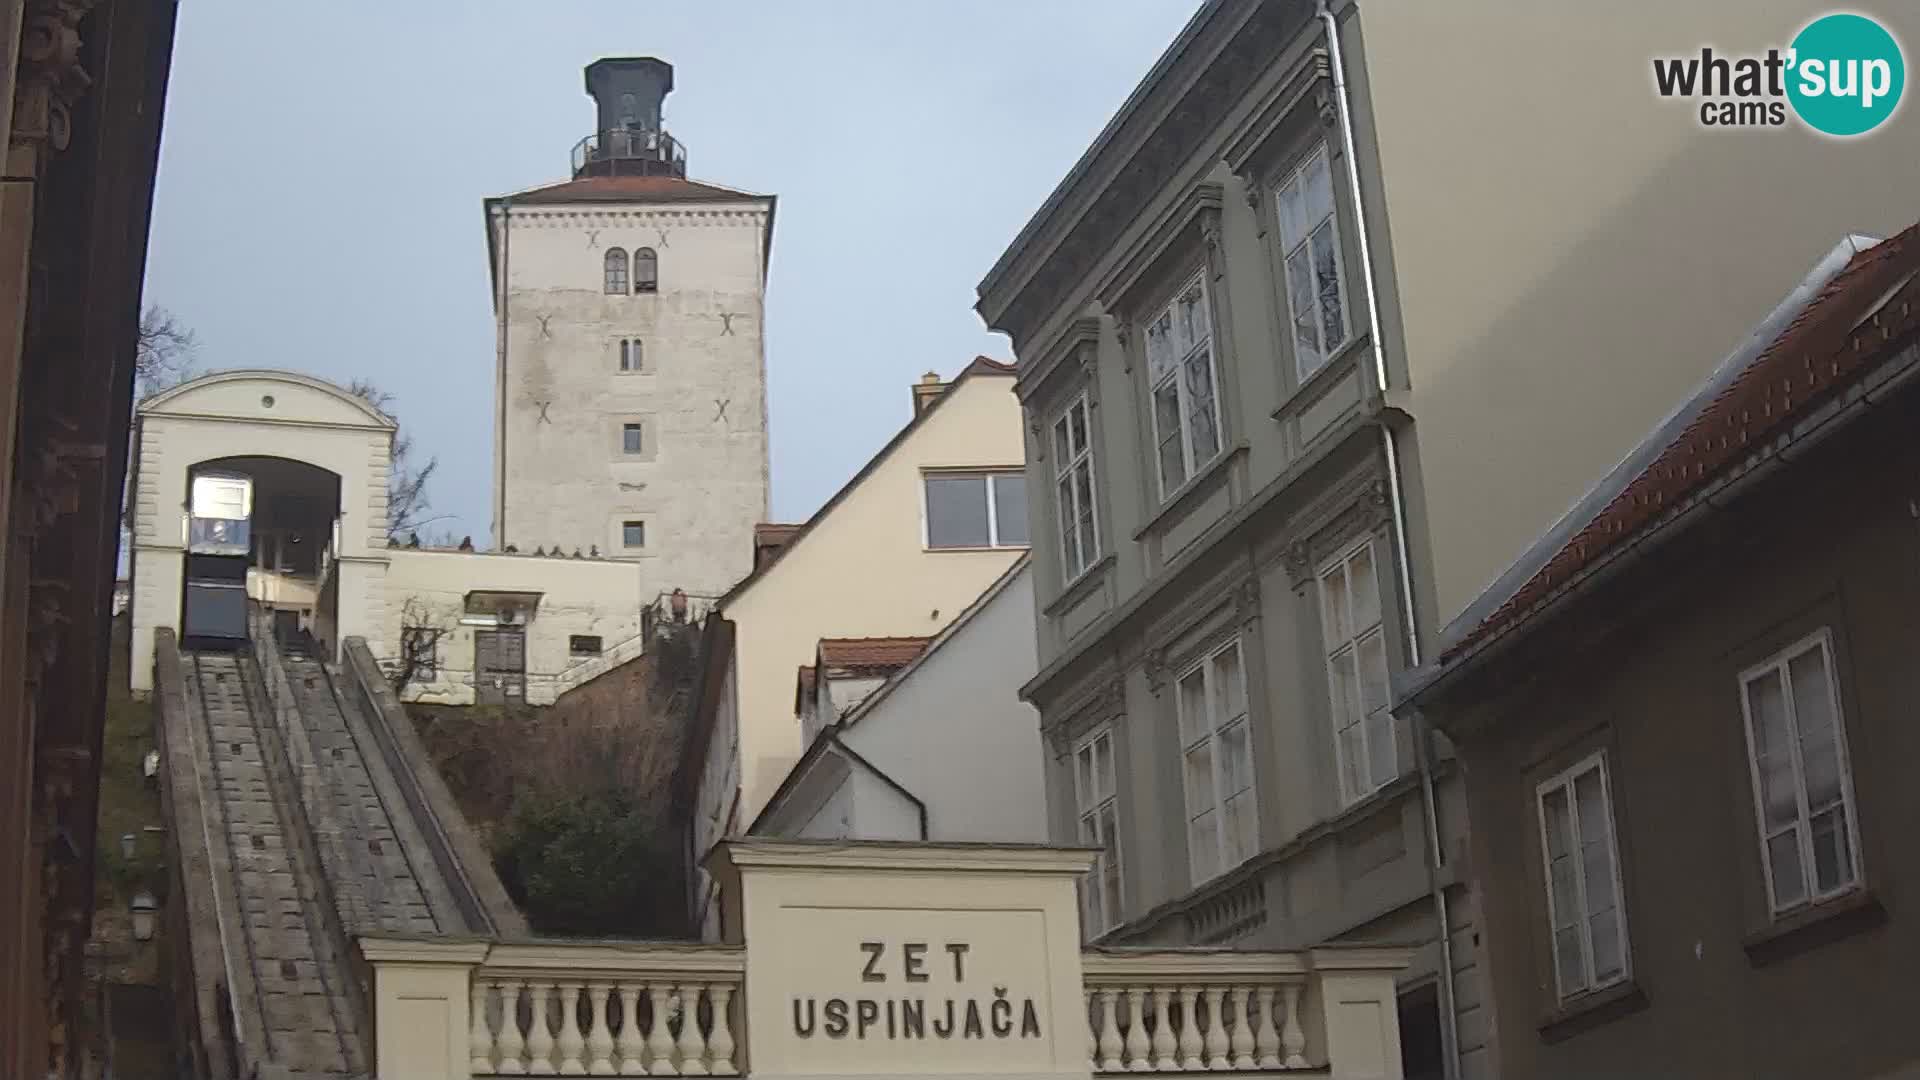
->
(1317, 2, 1461, 1077)
(494, 198, 512, 549)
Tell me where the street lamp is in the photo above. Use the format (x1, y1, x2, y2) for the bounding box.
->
(130, 891, 157, 942)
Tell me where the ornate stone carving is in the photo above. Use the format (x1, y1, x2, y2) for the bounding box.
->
(12, 1, 99, 154)
(1281, 539, 1314, 585)
(1099, 676, 1127, 716)
(1142, 647, 1169, 695)
(1314, 84, 1339, 130)
(1234, 577, 1262, 627)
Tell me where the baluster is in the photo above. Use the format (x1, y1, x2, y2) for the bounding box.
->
(1202, 987, 1229, 1070)
(616, 983, 646, 1076)
(708, 984, 737, 1076)
(527, 982, 557, 1075)
(587, 982, 616, 1075)
(558, 982, 587, 1074)
(646, 984, 675, 1075)
(676, 985, 710, 1076)
(1227, 986, 1254, 1069)
(498, 979, 529, 1075)
(1096, 989, 1123, 1071)
(1253, 986, 1280, 1069)
(1124, 987, 1150, 1071)
(1086, 990, 1098, 1070)
(1279, 984, 1308, 1068)
(1177, 987, 1204, 1071)
(1150, 987, 1176, 1071)
(472, 980, 495, 1074)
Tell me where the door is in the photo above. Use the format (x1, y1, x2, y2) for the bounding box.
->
(474, 628, 526, 706)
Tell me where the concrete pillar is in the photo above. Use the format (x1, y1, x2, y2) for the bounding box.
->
(1310, 948, 1412, 1080)
(360, 938, 490, 1080)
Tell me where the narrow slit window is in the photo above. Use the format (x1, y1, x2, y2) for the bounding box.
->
(619, 338, 643, 372)
(622, 422, 644, 455)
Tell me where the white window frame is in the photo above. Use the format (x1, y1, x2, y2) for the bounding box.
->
(1317, 538, 1396, 805)
(1534, 751, 1631, 1002)
(1737, 628, 1864, 916)
(1175, 637, 1257, 886)
(1052, 393, 1100, 582)
(1274, 142, 1352, 381)
(1144, 271, 1225, 500)
(921, 469, 1028, 550)
(1072, 726, 1123, 936)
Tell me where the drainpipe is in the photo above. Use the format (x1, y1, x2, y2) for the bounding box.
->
(494, 198, 512, 549)
(1317, 2, 1461, 1077)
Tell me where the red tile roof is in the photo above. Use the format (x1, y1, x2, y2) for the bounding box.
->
(1444, 223, 1920, 662)
(505, 175, 764, 206)
(817, 636, 933, 675)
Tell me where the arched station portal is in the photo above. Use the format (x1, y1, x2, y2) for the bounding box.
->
(128, 370, 396, 694)
(181, 455, 343, 651)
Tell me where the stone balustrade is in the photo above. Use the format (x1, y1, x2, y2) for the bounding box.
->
(1082, 949, 1313, 1073)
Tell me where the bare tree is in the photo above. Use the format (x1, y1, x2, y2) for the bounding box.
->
(390, 595, 452, 696)
(134, 305, 197, 398)
(346, 378, 442, 538)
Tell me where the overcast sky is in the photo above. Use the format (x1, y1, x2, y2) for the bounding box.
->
(142, 1, 1200, 542)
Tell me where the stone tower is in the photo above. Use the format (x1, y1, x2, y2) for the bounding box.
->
(484, 57, 773, 599)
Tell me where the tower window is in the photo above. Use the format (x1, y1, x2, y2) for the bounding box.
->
(622, 423, 644, 455)
(603, 248, 629, 294)
(622, 520, 646, 548)
(634, 247, 658, 294)
(619, 338, 643, 372)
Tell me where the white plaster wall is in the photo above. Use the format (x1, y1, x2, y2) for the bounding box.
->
(380, 547, 648, 707)
(127, 371, 394, 692)
(721, 372, 1027, 825)
(1358, 1, 1920, 626)
(492, 198, 771, 603)
(841, 564, 1047, 843)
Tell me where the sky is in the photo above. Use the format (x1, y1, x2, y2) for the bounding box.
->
(142, 1, 1202, 543)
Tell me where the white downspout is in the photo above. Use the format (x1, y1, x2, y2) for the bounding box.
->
(1317, 2, 1462, 1077)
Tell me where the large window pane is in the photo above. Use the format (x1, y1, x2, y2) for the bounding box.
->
(992, 473, 1028, 546)
(1537, 758, 1629, 1002)
(1184, 347, 1220, 464)
(1154, 383, 1185, 492)
(925, 475, 989, 548)
(1312, 220, 1346, 351)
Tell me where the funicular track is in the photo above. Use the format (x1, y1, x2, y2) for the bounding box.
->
(184, 649, 365, 1076)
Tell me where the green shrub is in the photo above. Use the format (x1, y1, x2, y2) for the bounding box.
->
(493, 787, 683, 938)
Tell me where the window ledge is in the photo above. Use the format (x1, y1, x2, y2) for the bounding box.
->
(1536, 979, 1647, 1044)
(1132, 443, 1248, 543)
(1044, 553, 1116, 617)
(924, 545, 1030, 555)
(1742, 887, 1884, 967)
(1271, 333, 1373, 423)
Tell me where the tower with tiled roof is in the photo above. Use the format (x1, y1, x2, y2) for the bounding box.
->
(484, 57, 773, 600)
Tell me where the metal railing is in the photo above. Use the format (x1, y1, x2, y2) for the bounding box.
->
(571, 127, 689, 177)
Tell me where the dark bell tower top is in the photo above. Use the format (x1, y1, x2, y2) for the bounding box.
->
(572, 56, 688, 180)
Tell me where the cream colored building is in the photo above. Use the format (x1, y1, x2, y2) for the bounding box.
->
(487, 57, 772, 603)
(685, 360, 1029, 937)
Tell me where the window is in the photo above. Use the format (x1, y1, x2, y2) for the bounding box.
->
(603, 247, 629, 294)
(619, 338, 643, 372)
(1074, 728, 1123, 936)
(622, 422, 644, 455)
(622, 520, 646, 548)
(634, 247, 658, 293)
(1319, 540, 1394, 805)
(1052, 394, 1100, 580)
(1176, 639, 1255, 885)
(1536, 752, 1629, 1001)
(1144, 272, 1223, 498)
(923, 471, 1028, 549)
(400, 627, 438, 681)
(1738, 630, 1862, 914)
(1275, 144, 1351, 379)
(569, 634, 603, 656)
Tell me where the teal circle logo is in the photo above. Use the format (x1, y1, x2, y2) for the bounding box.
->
(1787, 13, 1905, 136)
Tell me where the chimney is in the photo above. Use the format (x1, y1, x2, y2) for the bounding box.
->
(911, 372, 946, 416)
(576, 57, 687, 179)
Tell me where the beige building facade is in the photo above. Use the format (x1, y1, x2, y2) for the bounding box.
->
(686, 361, 1029, 937)
(487, 57, 772, 605)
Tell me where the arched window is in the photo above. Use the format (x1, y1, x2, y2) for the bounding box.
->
(603, 248, 629, 294)
(634, 247, 658, 294)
